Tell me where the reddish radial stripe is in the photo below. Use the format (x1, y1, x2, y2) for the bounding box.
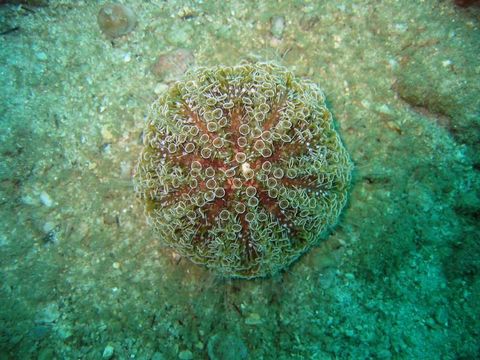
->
(181, 106, 209, 134)
(192, 184, 232, 245)
(229, 107, 244, 153)
(169, 153, 224, 169)
(181, 105, 218, 141)
(243, 178, 259, 187)
(251, 158, 264, 169)
(262, 96, 287, 131)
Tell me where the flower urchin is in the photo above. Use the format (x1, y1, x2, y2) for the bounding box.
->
(135, 63, 353, 278)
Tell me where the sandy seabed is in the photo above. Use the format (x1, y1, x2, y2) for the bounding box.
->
(0, 1, 479, 359)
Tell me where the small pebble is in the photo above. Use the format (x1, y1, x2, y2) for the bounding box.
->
(100, 143, 112, 155)
(21, 195, 34, 205)
(102, 345, 114, 359)
(435, 307, 449, 326)
(177, 6, 197, 19)
(442, 59, 453, 67)
(101, 127, 113, 141)
(42, 222, 55, 234)
(152, 352, 166, 360)
(345, 273, 355, 280)
(166, 25, 191, 45)
(36, 51, 47, 61)
(345, 329, 355, 337)
(43, 229, 59, 246)
(245, 313, 262, 325)
(40, 191, 53, 207)
(425, 317, 436, 328)
(178, 350, 193, 360)
(333, 35, 342, 48)
(376, 104, 394, 115)
(388, 58, 399, 70)
(393, 23, 408, 33)
(171, 251, 182, 264)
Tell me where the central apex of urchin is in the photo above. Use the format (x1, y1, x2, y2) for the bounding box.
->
(134, 63, 353, 278)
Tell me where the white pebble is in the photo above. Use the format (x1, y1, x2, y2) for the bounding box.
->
(394, 23, 408, 33)
(388, 58, 398, 70)
(40, 191, 53, 207)
(442, 59, 452, 67)
(377, 104, 393, 115)
(102, 345, 114, 359)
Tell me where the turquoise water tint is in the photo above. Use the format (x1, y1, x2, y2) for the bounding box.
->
(0, 0, 479, 359)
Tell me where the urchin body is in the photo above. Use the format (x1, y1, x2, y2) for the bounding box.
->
(135, 63, 352, 278)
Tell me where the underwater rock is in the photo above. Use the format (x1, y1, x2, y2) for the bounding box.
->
(135, 63, 353, 278)
(394, 41, 480, 165)
(97, 3, 137, 38)
(152, 49, 194, 82)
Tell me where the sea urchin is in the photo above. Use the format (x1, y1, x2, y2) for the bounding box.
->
(135, 63, 353, 278)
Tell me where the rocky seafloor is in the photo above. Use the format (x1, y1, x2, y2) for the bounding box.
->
(0, 0, 479, 359)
